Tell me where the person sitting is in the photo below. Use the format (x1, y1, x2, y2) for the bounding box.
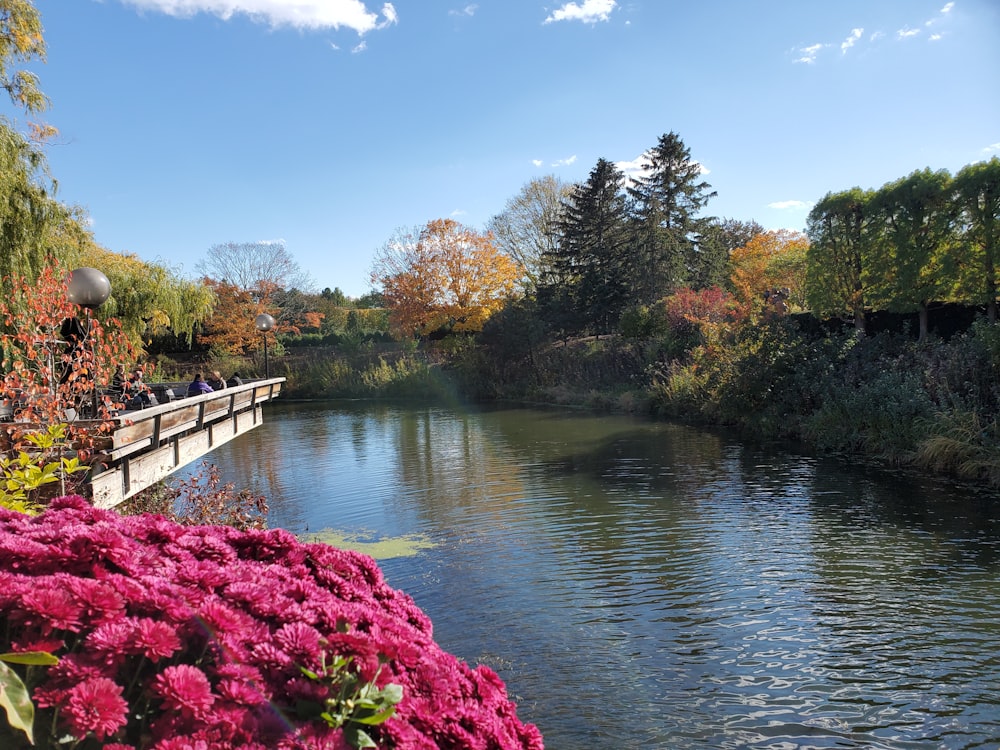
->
(127, 368, 156, 408)
(206, 370, 227, 391)
(187, 373, 214, 396)
(226, 372, 244, 387)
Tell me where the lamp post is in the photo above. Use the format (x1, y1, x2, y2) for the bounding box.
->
(67, 268, 112, 418)
(255, 313, 276, 379)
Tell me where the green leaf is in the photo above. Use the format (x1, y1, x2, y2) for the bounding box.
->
(0, 651, 58, 666)
(0, 661, 35, 744)
(352, 705, 397, 725)
(344, 724, 377, 749)
(380, 683, 403, 705)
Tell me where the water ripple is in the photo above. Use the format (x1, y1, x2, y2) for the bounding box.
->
(199, 403, 1000, 749)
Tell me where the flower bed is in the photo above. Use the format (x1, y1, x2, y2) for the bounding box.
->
(0, 496, 544, 749)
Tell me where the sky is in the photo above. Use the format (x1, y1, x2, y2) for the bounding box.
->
(15, 0, 1000, 298)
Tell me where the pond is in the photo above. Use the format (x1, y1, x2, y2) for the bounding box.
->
(184, 401, 1000, 749)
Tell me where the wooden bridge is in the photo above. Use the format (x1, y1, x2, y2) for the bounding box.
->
(84, 378, 285, 508)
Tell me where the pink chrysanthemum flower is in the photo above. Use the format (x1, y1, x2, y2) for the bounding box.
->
(87, 620, 135, 656)
(198, 597, 252, 635)
(216, 676, 266, 706)
(174, 528, 238, 564)
(21, 585, 82, 632)
(68, 575, 126, 623)
(136, 617, 182, 661)
(62, 676, 129, 740)
(274, 621, 322, 664)
(151, 737, 213, 750)
(11, 635, 64, 654)
(152, 664, 215, 720)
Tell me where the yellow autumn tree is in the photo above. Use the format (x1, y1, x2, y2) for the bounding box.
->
(729, 229, 809, 314)
(371, 219, 523, 338)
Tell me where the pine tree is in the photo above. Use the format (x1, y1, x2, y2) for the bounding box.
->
(540, 158, 630, 335)
(627, 132, 716, 304)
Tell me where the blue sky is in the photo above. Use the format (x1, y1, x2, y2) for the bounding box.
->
(20, 0, 1000, 297)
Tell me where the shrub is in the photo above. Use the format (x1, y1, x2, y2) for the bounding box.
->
(0, 496, 544, 749)
(914, 410, 1000, 484)
(120, 465, 269, 531)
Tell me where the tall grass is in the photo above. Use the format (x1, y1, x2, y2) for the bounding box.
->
(281, 351, 452, 401)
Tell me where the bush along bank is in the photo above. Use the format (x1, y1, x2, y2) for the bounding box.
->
(241, 317, 1000, 488)
(451, 316, 1000, 488)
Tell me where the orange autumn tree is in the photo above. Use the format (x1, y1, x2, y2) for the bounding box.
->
(729, 229, 809, 314)
(198, 279, 274, 356)
(0, 260, 138, 507)
(371, 219, 522, 338)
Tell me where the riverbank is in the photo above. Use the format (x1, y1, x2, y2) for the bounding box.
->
(155, 316, 1000, 490)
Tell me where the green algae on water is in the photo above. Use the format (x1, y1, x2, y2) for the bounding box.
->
(303, 528, 437, 560)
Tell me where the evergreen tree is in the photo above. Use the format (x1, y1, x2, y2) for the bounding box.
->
(488, 175, 573, 292)
(540, 158, 630, 335)
(626, 132, 717, 303)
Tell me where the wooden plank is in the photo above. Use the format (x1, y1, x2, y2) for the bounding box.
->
(92, 405, 266, 508)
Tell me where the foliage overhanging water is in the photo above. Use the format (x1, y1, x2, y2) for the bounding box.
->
(186, 401, 1000, 750)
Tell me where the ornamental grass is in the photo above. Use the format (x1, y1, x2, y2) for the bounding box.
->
(0, 496, 544, 750)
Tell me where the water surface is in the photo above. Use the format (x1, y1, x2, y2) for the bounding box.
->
(188, 401, 1000, 749)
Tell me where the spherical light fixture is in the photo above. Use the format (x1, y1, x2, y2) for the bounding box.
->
(67, 267, 111, 309)
(255, 313, 277, 378)
(255, 313, 276, 332)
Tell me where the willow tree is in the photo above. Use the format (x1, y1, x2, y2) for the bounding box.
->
(0, 125, 66, 292)
(78, 246, 216, 348)
(0, 0, 66, 294)
(870, 168, 956, 340)
(0, 0, 46, 110)
(806, 188, 876, 333)
(953, 158, 1000, 322)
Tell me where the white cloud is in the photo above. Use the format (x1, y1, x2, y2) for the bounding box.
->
(352, 40, 367, 53)
(449, 4, 477, 17)
(794, 42, 825, 64)
(377, 3, 398, 28)
(841, 27, 863, 53)
(795, 2, 957, 66)
(450, 209, 467, 217)
(768, 200, 810, 210)
(551, 155, 577, 167)
(543, 0, 616, 25)
(532, 159, 544, 167)
(614, 152, 708, 183)
(982, 143, 1000, 154)
(925, 3, 953, 29)
(614, 155, 647, 181)
(119, 0, 398, 34)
